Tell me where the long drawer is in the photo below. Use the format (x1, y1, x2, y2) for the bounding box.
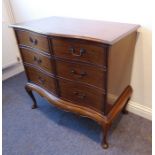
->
(59, 79, 105, 112)
(20, 47, 54, 74)
(56, 59, 105, 89)
(25, 65, 56, 94)
(52, 38, 106, 66)
(15, 30, 50, 53)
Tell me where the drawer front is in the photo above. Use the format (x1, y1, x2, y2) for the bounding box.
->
(15, 30, 49, 52)
(52, 38, 106, 66)
(56, 60, 105, 89)
(20, 47, 54, 73)
(25, 66, 56, 94)
(59, 79, 104, 112)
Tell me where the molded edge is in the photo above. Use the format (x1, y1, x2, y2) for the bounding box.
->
(10, 24, 140, 45)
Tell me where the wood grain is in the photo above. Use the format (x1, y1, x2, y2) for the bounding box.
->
(20, 46, 54, 73)
(59, 78, 105, 113)
(11, 16, 140, 45)
(25, 65, 57, 94)
(15, 29, 49, 52)
(52, 37, 106, 66)
(107, 32, 137, 113)
(56, 59, 105, 89)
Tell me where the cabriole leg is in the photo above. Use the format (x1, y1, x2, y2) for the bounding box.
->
(25, 84, 38, 109)
(101, 123, 111, 149)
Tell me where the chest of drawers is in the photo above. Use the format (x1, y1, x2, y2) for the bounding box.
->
(11, 17, 139, 149)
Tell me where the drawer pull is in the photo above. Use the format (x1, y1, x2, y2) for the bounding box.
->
(73, 91, 86, 99)
(29, 36, 38, 45)
(38, 76, 45, 85)
(37, 58, 42, 64)
(70, 70, 87, 78)
(33, 56, 42, 64)
(69, 47, 86, 57)
(33, 56, 37, 61)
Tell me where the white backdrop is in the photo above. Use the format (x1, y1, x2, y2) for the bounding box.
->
(2, 0, 19, 69)
(9, 0, 152, 118)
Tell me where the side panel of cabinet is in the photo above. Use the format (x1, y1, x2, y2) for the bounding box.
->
(106, 31, 137, 114)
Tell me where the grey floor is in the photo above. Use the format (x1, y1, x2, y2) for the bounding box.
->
(3, 72, 152, 155)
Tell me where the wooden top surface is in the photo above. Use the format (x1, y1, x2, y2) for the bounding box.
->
(11, 16, 140, 45)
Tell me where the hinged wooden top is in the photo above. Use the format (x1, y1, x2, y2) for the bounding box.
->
(11, 16, 140, 45)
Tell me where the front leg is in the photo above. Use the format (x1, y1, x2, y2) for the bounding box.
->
(25, 84, 38, 109)
(101, 123, 111, 149)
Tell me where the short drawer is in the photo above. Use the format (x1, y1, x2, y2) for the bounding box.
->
(15, 30, 49, 53)
(56, 60, 105, 89)
(52, 38, 106, 66)
(25, 65, 56, 94)
(59, 79, 105, 112)
(20, 47, 54, 73)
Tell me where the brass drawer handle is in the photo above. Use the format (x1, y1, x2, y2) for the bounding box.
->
(33, 56, 42, 64)
(73, 91, 86, 99)
(70, 70, 87, 79)
(38, 76, 45, 85)
(69, 47, 86, 57)
(33, 56, 37, 61)
(29, 36, 38, 45)
(37, 58, 42, 64)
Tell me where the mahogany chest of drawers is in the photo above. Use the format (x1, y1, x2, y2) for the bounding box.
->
(11, 17, 139, 149)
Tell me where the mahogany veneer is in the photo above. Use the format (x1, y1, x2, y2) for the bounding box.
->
(11, 16, 139, 149)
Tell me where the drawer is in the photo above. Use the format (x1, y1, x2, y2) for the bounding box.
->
(20, 47, 54, 73)
(56, 60, 105, 89)
(52, 38, 106, 66)
(59, 79, 105, 112)
(15, 30, 49, 53)
(25, 66, 56, 94)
